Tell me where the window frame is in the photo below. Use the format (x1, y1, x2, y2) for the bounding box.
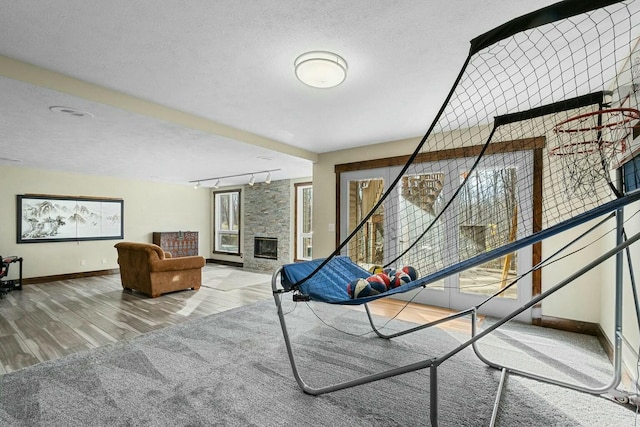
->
(294, 182, 313, 261)
(213, 189, 241, 255)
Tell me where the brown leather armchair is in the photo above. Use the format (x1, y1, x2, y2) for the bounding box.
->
(115, 242, 205, 298)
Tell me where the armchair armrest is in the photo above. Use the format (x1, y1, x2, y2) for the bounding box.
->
(150, 256, 205, 272)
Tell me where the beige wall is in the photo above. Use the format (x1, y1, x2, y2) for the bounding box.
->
(1, 165, 211, 279)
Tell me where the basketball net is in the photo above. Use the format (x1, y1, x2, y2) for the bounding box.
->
(550, 108, 639, 199)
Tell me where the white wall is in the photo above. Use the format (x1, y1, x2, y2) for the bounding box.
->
(1, 165, 211, 279)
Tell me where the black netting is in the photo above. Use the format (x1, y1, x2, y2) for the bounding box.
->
(287, 0, 640, 304)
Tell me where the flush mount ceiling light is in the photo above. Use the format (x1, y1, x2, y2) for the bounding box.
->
(294, 51, 347, 88)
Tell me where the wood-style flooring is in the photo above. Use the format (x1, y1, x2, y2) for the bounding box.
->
(0, 265, 472, 375)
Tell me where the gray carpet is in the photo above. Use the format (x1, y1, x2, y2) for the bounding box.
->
(0, 298, 636, 426)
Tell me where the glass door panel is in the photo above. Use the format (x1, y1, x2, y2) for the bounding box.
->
(450, 152, 532, 321)
(341, 169, 387, 270)
(398, 172, 447, 290)
(389, 163, 453, 308)
(458, 167, 518, 299)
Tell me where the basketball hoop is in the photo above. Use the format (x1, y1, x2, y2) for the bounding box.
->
(550, 108, 640, 198)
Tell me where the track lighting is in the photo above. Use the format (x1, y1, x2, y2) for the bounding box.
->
(189, 169, 280, 188)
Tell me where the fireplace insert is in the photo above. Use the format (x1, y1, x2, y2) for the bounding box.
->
(254, 237, 277, 260)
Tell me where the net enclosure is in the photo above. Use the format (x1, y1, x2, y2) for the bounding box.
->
(281, 0, 640, 305)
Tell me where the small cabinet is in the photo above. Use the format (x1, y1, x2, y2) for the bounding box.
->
(152, 231, 198, 257)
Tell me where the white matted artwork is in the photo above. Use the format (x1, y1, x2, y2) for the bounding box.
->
(17, 194, 124, 243)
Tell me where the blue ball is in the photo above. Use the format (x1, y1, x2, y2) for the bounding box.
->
(395, 271, 412, 285)
(402, 265, 418, 281)
(347, 278, 379, 299)
(366, 274, 388, 293)
(382, 268, 396, 278)
(387, 274, 402, 289)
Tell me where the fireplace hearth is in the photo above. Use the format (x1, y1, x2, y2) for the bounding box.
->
(254, 237, 277, 260)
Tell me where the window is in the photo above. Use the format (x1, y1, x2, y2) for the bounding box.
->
(214, 190, 240, 254)
(295, 183, 313, 260)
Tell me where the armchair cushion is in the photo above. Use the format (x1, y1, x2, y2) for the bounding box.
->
(115, 242, 205, 298)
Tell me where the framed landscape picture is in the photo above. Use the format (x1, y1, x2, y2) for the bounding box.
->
(17, 194, 124, 243)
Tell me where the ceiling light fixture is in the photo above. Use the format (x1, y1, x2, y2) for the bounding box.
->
(213, 179, 220, 189)
(193, 181, 201, 190)
(249, 174, 255, 186)
(294, 51, 348, 88)
(265, 172, 272, 184)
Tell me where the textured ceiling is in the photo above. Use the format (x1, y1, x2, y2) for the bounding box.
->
(0, 0, 559, 187)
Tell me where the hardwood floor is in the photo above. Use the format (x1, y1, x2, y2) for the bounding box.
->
(0, 265, 473, 375)
(362, 298, 482, 334)
(0, 266, 273, 375)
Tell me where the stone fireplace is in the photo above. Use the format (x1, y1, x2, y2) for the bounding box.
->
(254, 237, 278, 259)
(243, 179, 291, 272)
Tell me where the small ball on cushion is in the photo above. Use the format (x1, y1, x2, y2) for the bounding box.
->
(382, 267, 396, 278)
(401, 265, 418, 281)
(387, 274, 402, 289)
(375, 272, 391, 288)
(369, 265, 384, 274)
(395, 270, 412, 286)
(347, 278, 379, 299)
(366, 274, 388, 293)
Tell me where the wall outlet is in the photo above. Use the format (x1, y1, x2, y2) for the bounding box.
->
(80, 260, 86, 266)
(102, 259, 107, 264)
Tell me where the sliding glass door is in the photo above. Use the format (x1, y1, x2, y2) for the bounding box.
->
(340, 152, 533, 320)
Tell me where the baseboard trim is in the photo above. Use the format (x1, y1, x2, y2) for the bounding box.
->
(206, 259, 244, 268)
(596, 323, 615, 362)
(23, 268, 120, 285)
(536, 315, 613, 362)
(535, 315, 600, 336)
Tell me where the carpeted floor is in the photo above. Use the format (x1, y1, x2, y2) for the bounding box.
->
(0, 298, 636, 426)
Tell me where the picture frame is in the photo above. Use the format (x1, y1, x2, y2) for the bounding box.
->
(17, 194, 124, 243)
